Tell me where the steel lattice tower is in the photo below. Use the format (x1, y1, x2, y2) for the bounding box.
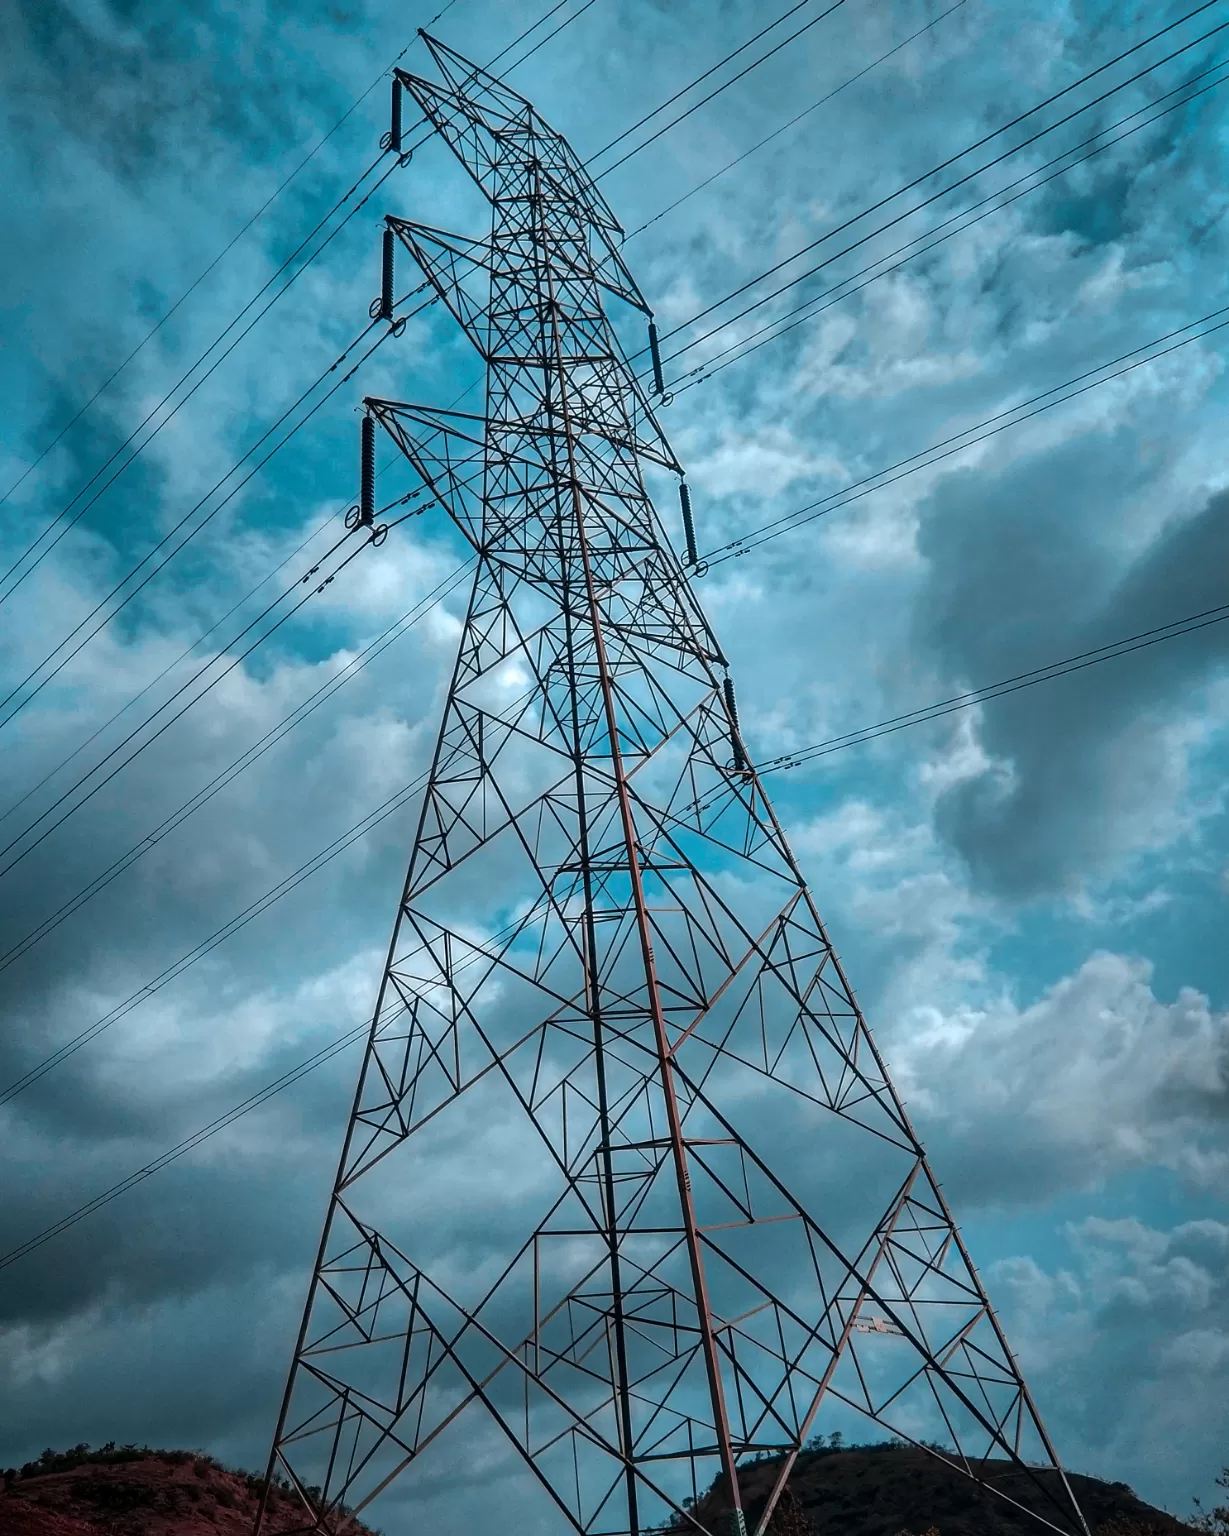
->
(256, 37, 1089, 1536)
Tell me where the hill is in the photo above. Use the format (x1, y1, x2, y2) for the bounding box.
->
(687, 1443, 1200, 1535)
(0, 1443, 1202, 1536)
(0, 1447, 340, 1536)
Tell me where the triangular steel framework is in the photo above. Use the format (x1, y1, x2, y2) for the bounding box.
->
(255, 36, 1089, 1536)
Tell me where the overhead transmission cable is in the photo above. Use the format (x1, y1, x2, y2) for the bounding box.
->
(3, 0, 1199, 634)
(587, 0, 843, 165)
(0, 506, 350, 831)
(0, 166, 403, 743)
(0, 650, 530, 1110)
(697, 301, 1229, 567)
(0, 0, 595, 741)
(499, 0, 604, 71)
(0, 43, 412, 521)
(0, 320, 458, 885)
(0, 522, 380, 886)
(626, 0, 968, 238)
(0, 558, 474, 982)
(0, 0, 562, 581)
(756, 601, 1229, 774)
(0, 279, 402, 737)
(0, 4, 613, 933)
(592, 0, 855, 180)
(0, 322, 407, 881)
(0, 1018, 379, 1271)
(0, 446, 475, 946)
(639, 1, 1227, 358)
(0, 290, 436, 802)
(0, 151, 391, 608)
(666, 56, 1229, 394)
(6, 592, 1227, 1268)
(0, 886, 559, 1271)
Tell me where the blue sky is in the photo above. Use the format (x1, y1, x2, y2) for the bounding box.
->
(1, 0, 1227, 1526)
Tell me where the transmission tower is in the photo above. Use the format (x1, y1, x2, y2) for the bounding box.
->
(256, 37, 1088, 1536)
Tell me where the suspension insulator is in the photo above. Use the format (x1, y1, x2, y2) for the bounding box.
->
(361, 415, 376, 526)
(390, 77, 403, 154)
(648, 319, 666, 397)
(723, 675, 747, 772)
(380, 225, 395, 322)
(679, 481, 698, 567)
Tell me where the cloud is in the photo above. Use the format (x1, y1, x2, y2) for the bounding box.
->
(921, 471, 1229, 897)
(990, 1214, 1229, 1511)
(892, 950, 1229, 1202)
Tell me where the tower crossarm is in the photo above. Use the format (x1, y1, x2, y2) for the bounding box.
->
(384, 215, 676, 468)
(396, 31, 646, 316)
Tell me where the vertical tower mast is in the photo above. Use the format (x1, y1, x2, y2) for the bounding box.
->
(257, 38, 1088, 1536)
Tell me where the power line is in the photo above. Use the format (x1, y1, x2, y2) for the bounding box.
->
(0, 886, 562, 1271)
(626, 0, 968, 239)
(668, 58, 1229, 393)
(3, 0, 1204, 650)
(594, 0, 855, 180)
(0, 298, 436, 824)
(0, 325, 412, 886)
(0, 521, 364, 869)
(645, 1, 1226, 357)
(0, 779, 428, 1110)
(0, 1018, 374, 1272)
(498, 0, 603, 72)
(698, 301, 1229, 567)
(0, 560, 473, 984)
(0, 37, 419, 524)
(587, 0, 830, 164)
(0, 507, 349, 833)
(0, 0, 597, 756)
(485, 0, 578, 69)
(0, 152, 390, 607)
(0, 7, 615, 959)
(0, 0, 585, 617)
(757, 602, 1229, 773)
(1, 613, 518, 1106)
(0, 0, 570, 566)
(0, 295, 397, 737)
(0, 532, 379, 888)
(0, 5, 594, 818)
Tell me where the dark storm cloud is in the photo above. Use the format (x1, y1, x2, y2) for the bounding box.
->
(918, 440, 1229, 896)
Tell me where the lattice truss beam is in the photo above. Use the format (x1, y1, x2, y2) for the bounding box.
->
(258, 34, 1089, 1536)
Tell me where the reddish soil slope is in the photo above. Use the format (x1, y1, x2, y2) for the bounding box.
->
(0, 1451, 317, 1536)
